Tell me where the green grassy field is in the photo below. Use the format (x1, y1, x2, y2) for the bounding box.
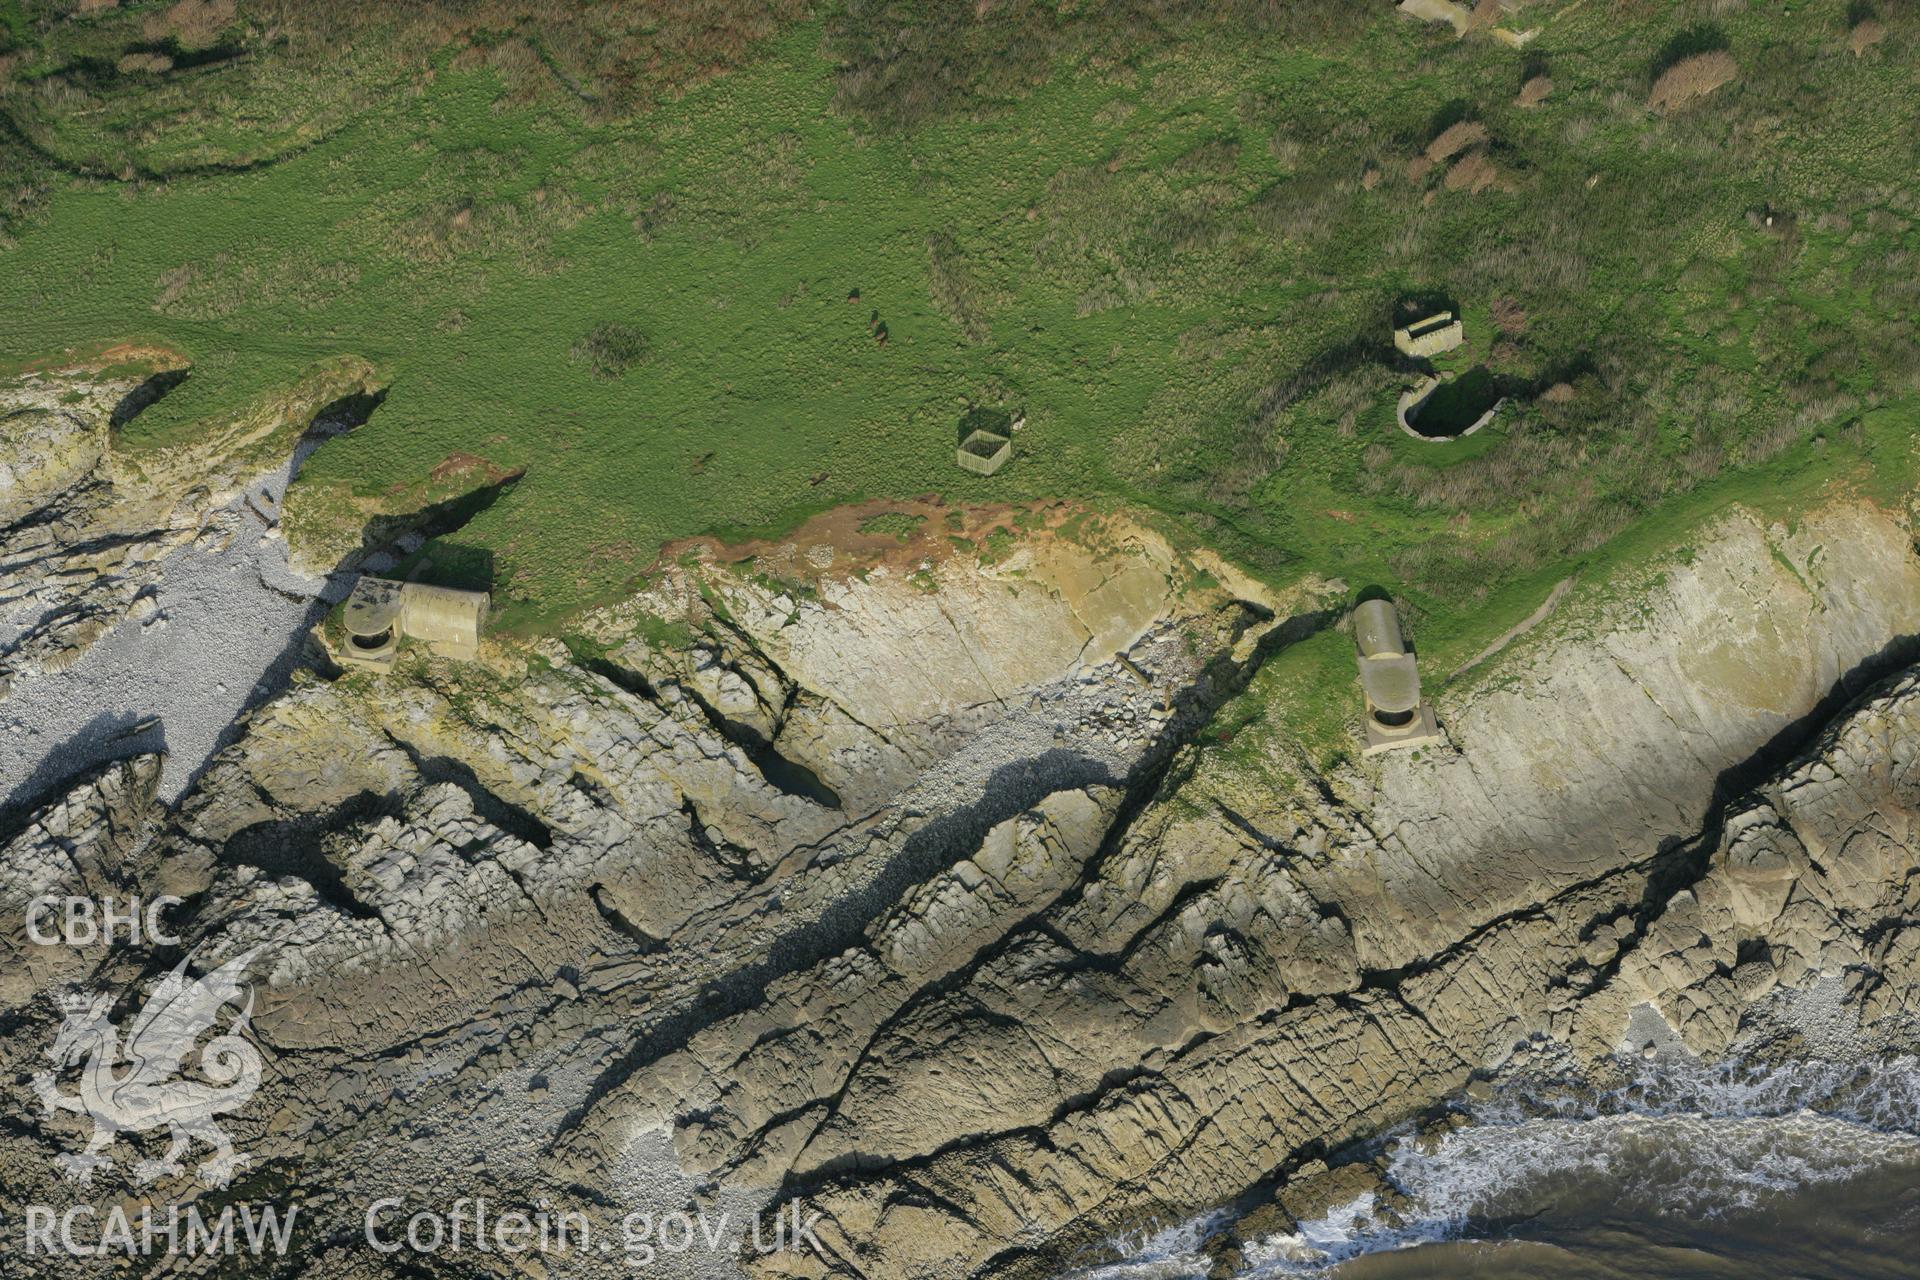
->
(2, 0, 1915, 654)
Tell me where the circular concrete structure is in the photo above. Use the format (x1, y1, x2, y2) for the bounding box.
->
(1397, 373, 1504, 442)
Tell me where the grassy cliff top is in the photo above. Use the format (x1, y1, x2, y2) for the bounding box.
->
(2, 0, 1916, 645)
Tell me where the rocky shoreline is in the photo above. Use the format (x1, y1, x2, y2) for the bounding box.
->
(0, 357, 380, 813)
(2, 373, 1917, 1279)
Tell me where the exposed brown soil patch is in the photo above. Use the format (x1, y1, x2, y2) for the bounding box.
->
(10, 343, 191, 377)
(651, 498, 1130, 589)
(429, 451, 517, 485)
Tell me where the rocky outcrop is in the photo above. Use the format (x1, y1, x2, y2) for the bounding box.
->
(584, 506, 1300, 811)
(0, 507, 1318, 1275)
(733, 498, 1920, 1278)
(1280, 499, 1920, 972)
(737, 687, 1919, 1276)
(0, 356, 379, 698)
(0, 754, 161, 1006)
(0, 493, 1914, 1280)
(0, 405, 105, 531)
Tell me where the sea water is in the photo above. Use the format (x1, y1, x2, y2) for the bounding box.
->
(1070, 1054, 1920, 1280)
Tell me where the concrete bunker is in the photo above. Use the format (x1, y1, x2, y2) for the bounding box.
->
(955, 407, 1020, 477)
(337, 576, 489, 672)
(1353, 598, 1442, 754)
(1393, 310, 1464, 359)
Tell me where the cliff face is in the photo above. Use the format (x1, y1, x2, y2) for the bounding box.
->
(717, 499, 1920, 1279)
(0, 505, 1318, 1273)
(0, 357, 378, 697)
(0, 490, 1915, 1279)
(750, 674, 1920, 1278)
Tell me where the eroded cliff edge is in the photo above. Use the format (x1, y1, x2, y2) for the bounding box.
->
(1, 485, 1916, 1279)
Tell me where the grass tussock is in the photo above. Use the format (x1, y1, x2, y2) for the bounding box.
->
(149, 0, 237, 51)
(1427, 121, 1489, 164)
(1649, 50, 1738, 112)
(1849, 20, 1887, 57)
(926, 232, 994, 345)
(570, 323, 652, 380)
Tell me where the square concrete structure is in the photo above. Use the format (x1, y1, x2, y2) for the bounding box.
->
(1363, 697, 1441, 753)
(957, 429, 1011, 476)
(337, 576, 489, 672)
(1353, 598, 1443, 754)
(1394, 311, 1465, 359)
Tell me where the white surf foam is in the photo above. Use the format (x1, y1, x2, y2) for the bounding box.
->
(1063, 1213, 1225, 1280)
(1070, 1054, 1920, 1279)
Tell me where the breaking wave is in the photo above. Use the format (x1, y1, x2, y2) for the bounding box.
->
(1066, 1215, 1229, 1280)
(1067, 1054, 1920, 1279)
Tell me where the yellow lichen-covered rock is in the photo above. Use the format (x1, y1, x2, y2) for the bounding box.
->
(0, 407, 104, 528)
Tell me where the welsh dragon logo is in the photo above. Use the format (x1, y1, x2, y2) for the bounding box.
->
(31, 950, 263, 1188)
